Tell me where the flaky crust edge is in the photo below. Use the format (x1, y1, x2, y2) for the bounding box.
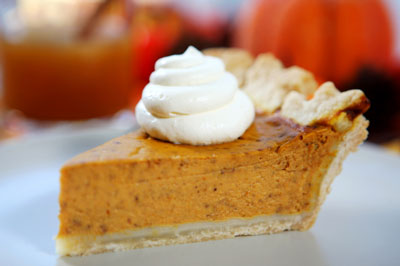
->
(293, 115, 369, 230)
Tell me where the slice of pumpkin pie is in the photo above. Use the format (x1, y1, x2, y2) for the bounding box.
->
(56, 47, 369, 256)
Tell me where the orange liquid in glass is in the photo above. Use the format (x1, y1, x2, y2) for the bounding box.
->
(0, 36, 133, 120)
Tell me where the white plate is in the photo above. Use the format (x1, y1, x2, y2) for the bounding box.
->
(0, 132, 399, 266)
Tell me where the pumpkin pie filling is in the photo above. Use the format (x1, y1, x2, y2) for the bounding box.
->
(58, 114, 344, 238)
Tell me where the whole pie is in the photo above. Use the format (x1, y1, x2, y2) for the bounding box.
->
(56, 48, 369, 256)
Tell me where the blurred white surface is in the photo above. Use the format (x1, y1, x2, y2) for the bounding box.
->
(0, 132, 399, 266)
(386, 0, 400, 59)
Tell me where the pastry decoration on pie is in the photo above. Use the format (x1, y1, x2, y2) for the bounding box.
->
(56, 47, 369, 256)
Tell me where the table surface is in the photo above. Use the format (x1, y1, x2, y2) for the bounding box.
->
(0, 129, 399, 266)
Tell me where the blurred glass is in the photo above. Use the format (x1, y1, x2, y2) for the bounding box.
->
(0, 0, 134, 120)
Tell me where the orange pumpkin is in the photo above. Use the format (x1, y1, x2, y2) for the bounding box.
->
(234, 0, 394, 86)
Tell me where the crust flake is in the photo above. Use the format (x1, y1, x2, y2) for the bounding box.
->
(243, 54, 318, 113)
(203, 48, 254, 87)
(281, 82, 369, 127)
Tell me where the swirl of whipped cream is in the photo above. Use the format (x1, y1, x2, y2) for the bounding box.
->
(135, 46, 255, 145)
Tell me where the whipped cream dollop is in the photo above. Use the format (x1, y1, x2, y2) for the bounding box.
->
(135, 46, 255, 145)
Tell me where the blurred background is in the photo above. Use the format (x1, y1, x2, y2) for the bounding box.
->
(0, 0, 399, 151)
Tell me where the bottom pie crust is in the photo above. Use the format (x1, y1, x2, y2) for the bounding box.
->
(56, 213, 309, 256)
